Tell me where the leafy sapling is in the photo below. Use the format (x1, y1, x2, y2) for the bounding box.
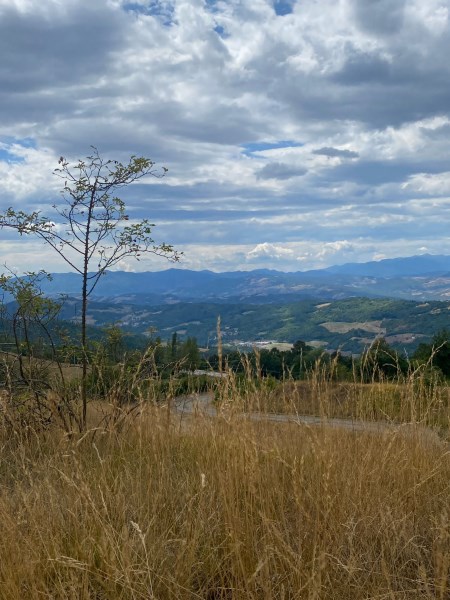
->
(0, 148, 181, 428)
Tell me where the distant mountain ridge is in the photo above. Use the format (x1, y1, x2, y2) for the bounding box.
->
(31, 253, 450, 303)
(323, 254, 450, 277)
(3, 254, 450, 352)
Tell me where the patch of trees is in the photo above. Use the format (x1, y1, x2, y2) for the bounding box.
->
(0, 278, 205, 428)
(207, 341, 336, 379)
(412, 329, 450, 378)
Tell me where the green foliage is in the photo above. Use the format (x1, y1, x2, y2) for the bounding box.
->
(360, 337, 408, 381)
(0, 148, 181, 429)
(77, 296, 450, 356)
(206, 340, 344, 381)
(178, 337, 200, 370)
(103, 324, 125, 364)
(0, 271, 62, 380)
(412, 329, 450, 378)
(429, 329, 450, 377)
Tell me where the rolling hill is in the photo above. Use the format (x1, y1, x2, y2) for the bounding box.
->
(2, 254, 449, 353)
(28, 254, 450, 304)
(49, 295, 450, 354)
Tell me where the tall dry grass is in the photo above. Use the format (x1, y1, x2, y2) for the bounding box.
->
(0, 397, 449, 599)
(215, 356, 450, 432)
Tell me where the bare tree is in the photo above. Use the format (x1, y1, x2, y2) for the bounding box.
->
(0, 148, 181, 428)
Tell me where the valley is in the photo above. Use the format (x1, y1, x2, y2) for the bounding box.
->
(3, 254, 449, 353)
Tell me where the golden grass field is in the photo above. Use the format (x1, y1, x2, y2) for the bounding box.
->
(0, 374, 449, 599)
(239, 379, 450, 430)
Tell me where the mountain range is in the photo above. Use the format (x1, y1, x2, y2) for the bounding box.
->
(29, 253, 450, 304)
(2, 254, 449, 352)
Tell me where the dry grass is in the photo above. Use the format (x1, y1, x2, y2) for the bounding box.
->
(215, 360, 450, 432)
(0, 399, 449, 599)
(242, 379, 450, 429)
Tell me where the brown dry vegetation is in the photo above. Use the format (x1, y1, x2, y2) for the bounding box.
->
(214, 362, 450, 433)
(245, 379, 450, 429)
(1, 392, 449, 599)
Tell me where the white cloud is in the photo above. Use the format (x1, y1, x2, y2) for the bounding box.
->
(247, 242, 295, 260)
(0, 144, 59, 200)
(316, 241, 355, 258)
(1, 0, 450, 272)
(402, 172, 450, 195)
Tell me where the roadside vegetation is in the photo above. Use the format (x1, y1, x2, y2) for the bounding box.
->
(209, 333, 450, 429)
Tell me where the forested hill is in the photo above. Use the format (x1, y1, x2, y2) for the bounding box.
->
(48, 295, 450, 353)
(19, 253, 450, 304)
(3, 255, 449, 353)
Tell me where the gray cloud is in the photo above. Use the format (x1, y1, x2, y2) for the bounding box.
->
(332, 50, 392, 85)
(256, 162, 307, 180)
(351, 0, 406, 35)
(319, 158, 450, 187)
(312, 147, 359, 159)
(0, 3, 124, 92)
(1, 0, 450, 272)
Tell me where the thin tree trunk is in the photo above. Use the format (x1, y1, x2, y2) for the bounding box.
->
(81, 194, 94, 431)
(81, 269, 88, 431)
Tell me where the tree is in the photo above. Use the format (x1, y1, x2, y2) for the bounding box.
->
(179, 337, 200, 371)
(0, 148, 181, 429)
(429, 329, 450, 377)
(170, 332, 178, 361)
(361, 337, 406, 380)
(260, 347, 283, 378)
(0, 270, 79, 431)
(104, 324, 125, 364)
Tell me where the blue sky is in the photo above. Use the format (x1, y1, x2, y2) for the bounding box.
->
(1, 0, 450, 273)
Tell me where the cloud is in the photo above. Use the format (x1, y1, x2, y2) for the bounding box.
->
(256, 162, 307, 180)
(402, 171, 450, 195)
(247, 242, 295, 260)
(315, 240, 355, 258)
(332, 51, 392, 86)
(0, 142, 59, 201)
(351, 0, 406, 35)
(312, 147, 359, 159)
(1, 0, 450, 274)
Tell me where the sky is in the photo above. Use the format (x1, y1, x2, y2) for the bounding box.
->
(1, 0, 450, 274)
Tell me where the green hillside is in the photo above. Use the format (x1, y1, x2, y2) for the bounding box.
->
(55, 296, 450, 353)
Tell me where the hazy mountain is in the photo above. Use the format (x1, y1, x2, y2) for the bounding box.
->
(29, 254, 450, 303)
(324, 254, 449, 277)
(3, 254, 450, 352)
